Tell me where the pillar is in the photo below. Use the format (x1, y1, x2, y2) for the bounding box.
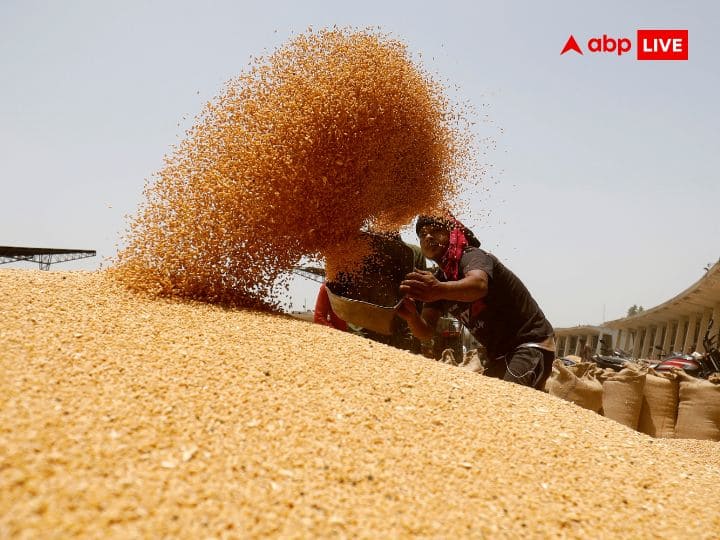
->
(652, 324, 665, 359)
(640, 327, 653, 359)
(623, 329, 633, 353)
(711, 303, 720, 349)
(697, 309, 711, 353)
(674, 318, 687, 353)
(633, 328, 644, 359)
(661, 321, 673, 357)
(710, 303, 720, 343)
(683, 314, 698, 354)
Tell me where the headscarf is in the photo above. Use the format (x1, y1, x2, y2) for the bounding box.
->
(415, 213, 480, 280)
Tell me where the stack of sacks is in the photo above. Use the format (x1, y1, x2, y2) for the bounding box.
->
(545, 360, 603, 413)
(637, 369, 679, 439)
(675, 372, 720, 441)
(602, 365, 646, 430)
(553, 358, 720, 441)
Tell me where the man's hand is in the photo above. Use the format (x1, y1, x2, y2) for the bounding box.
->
(395, 298, 440, 340)
(396, 297, 419, 322)
(399, 269, 444, 303)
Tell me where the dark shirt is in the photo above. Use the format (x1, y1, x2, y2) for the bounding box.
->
(426, 247, 554, 360)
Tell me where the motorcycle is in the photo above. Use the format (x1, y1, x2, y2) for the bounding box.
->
(651, 319, 720, 378)
(592, 339, 632, 372)
(560, 341, 631, 371)
(591, 353, 630, 372)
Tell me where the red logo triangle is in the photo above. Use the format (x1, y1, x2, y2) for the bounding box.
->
(561, 35, 583, 55)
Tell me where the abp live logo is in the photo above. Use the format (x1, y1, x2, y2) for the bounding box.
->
(637, 30, 688, 60)
(561, 30, 688, 60)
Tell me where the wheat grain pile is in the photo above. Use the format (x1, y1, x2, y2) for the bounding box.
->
(2, 269, 719, 539)
(113, 28, 474, 308)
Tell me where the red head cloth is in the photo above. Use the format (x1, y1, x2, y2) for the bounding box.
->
(441, 216, 469, 280)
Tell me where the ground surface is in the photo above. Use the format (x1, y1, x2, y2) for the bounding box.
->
(1, 269, 719, 539)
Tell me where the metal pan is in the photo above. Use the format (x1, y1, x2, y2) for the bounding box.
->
(325, 286, 402, 335)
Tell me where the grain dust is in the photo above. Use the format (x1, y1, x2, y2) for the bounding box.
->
(112, 28, 477, 309)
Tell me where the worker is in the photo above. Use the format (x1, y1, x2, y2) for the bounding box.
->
(397, 214, 555, 389)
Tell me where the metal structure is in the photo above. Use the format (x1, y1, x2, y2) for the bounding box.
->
(291, 265, 325, 283)
(0, 246, 96, 270)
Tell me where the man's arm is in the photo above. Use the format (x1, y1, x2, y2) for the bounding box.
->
(400, 269, 488, 304)
(397, 298, 442, 340)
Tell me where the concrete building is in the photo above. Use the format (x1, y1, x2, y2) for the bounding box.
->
(554, 325, 617, 358)
(604, 261, 720, 360)
(556, 261, 720, 361)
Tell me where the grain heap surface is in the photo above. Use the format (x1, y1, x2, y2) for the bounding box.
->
(2, 269, 719, 539)
(113, 28, 474, 309)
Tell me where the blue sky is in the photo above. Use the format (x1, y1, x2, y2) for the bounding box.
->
(1, 1, 718, 327)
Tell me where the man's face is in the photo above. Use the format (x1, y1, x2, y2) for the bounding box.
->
(418, 225, 450, 261)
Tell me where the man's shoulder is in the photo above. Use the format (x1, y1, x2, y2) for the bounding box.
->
(462, 246, 489, 258)
(460, 247, 494, 269)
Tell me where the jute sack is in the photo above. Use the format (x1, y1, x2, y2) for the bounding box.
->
(441, 349, 459, 366)
(595, 367, 616, 385)
(545, 360, 603, 412)
(460, 349, 485, 374)
(637, 369, 678, 438)
(602, 366, 646, 430)
(675, 371, 720, 441)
